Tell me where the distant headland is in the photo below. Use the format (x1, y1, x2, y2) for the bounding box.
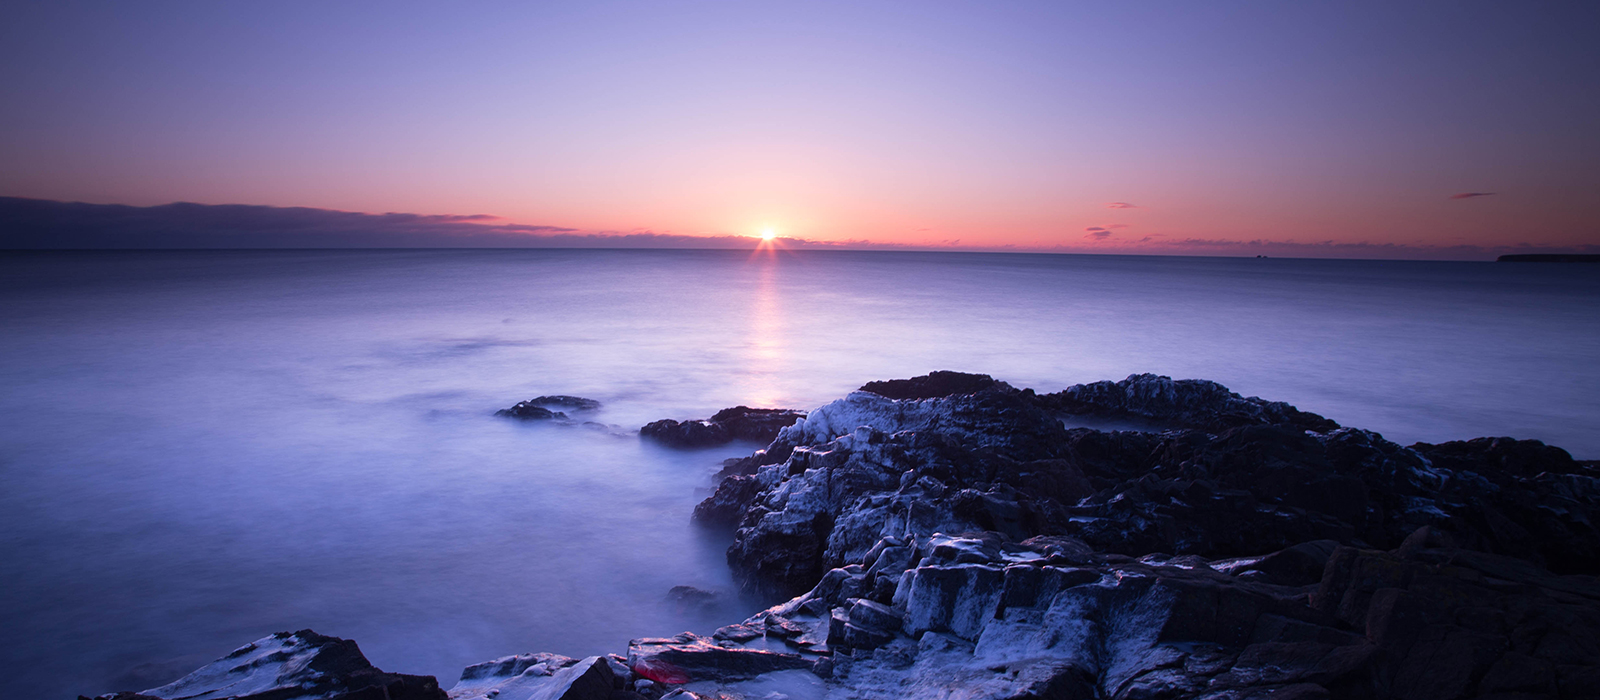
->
(1498, 253, 1600, 262)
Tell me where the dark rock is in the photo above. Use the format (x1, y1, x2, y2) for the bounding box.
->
(691, 475, 763, 526)
(497, 403, 568, 420)
(497, 395, 601, 419)
(1037, 373, 1340, 433)
(858, 371, 1006, 400)
(641, 407, 805, 448)
(710, 406, 807, 443)
(1412, 437, 1582, 478)
(675, 373, 1600, 699)
(112, 630, 445, 700)
(848, 598, 903, 632)
(1221, 540, 1340, 587)
(664, 586, 721, 616)
(534, 395, 604, 411)
(641, 419, 730, 447)
(626, 633, 811, 683)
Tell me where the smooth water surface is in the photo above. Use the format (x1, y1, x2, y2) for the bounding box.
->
(2, 249, 1596, 698)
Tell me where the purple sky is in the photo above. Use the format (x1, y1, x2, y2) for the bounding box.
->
(2, 1, 1597, 257)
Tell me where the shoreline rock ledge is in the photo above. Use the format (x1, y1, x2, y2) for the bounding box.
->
(84, 372, 1600, 700)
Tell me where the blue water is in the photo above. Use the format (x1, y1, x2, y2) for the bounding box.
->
(1, 249, 1596, 698)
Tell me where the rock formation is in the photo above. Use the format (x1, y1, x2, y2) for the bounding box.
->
(84, 372, 1600, 700)
(496, 395, 603, 420)
(641, 406, 806, 448)
(80, 629, 446, 700)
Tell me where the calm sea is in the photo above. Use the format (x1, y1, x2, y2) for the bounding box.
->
(2, 249, 1596, 698)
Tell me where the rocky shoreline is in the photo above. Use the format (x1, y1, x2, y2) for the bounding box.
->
(83, 372, 1600, 700)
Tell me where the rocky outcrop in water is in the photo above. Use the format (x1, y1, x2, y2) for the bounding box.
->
(641, 406, 806, 448)
(709, 374, 1598, 603)
(83, 372, 1600, 700)
(496, 395, 603, 420)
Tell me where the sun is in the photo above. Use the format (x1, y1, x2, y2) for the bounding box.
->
(761, 228, 776, 241)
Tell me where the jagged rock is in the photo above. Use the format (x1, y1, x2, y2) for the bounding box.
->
(690, 475, 762, 526)
(86, 630, 445, 700)
(641, 407, 805, 448)
(452, 653, 617, 700)
(665, 372, 1599, 697)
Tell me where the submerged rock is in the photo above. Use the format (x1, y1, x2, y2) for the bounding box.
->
(80, 630, 445, 700)
(641, 406, 805, 448)
(497, 395, 602, 420)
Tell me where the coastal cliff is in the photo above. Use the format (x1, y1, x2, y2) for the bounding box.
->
(84, 372, 1600, 700)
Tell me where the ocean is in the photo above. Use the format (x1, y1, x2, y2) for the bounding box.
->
(1, 249, 1595, 698)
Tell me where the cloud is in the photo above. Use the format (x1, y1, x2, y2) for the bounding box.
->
(0, 197, 705, 249)
(1106, 202, 1140, 209)
(1449, 192, 1496, 199)
(7, 197, 1588, 261)
(1051, 236, 1600, 261)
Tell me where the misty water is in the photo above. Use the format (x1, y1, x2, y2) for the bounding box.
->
(2, 249, 1597, 698)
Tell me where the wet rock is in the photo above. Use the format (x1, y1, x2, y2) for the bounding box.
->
(89, 630, 445, 700)
(710, 406, 808, 443)
(497, 403, 567, 420)
(690, 475, 762, 526)
(641, 407, 805, 448)
(497, 395, 601, 419)
(626, 633, 812, 683)
(532, 395, 604, 411)
(641, 419, 729, 447)
(453, 654, 616, 700)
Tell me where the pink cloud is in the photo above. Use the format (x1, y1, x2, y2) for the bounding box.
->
(1106, 202, 1140, 209)
(1449, 192, 1496, 199)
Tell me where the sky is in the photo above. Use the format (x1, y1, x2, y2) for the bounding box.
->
(1, 1, 1597, 257)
